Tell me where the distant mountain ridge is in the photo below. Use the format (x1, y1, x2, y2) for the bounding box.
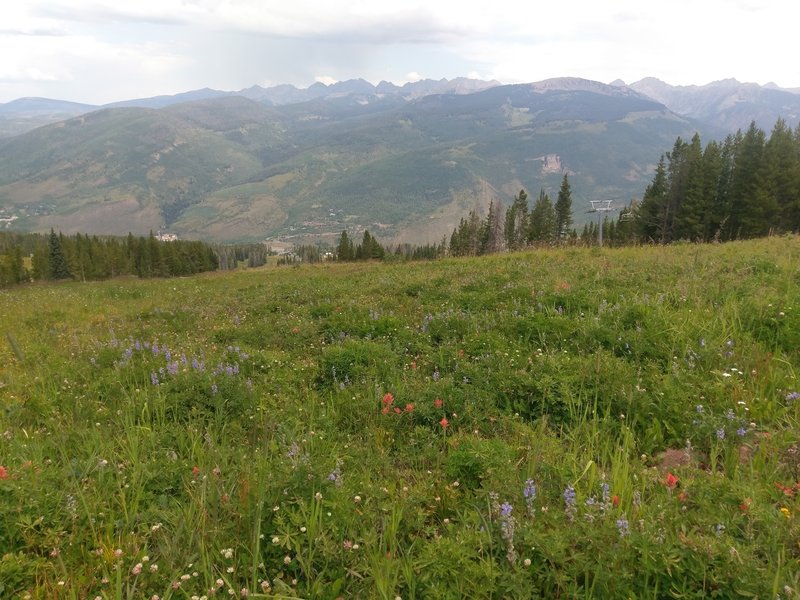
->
(0, 77, 501, 137)
(0, 77, 702, 243)
(625, 77, 800, 132)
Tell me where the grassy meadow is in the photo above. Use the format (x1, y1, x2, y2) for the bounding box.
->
(1, 237, 799, 599)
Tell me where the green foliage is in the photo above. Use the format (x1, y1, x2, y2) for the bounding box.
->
(1, 238, 799, 598)
(635, 119, 800, 244)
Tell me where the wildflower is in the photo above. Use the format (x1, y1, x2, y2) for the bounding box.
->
(563, 485, 576, 507)
(150, 372, 159, 386)
(665, 472, 679, 489)
(240, 588, 249, 597)
(284, 555, 292, 565)
(260, 580, 270, 591)
(212, 466, 222, 477)
(523, 558, 532, 567)
(353, 495, 362, 503)
(785, 391, 800, 401)
(739, 498, 752, 511)
(678, 492, 688, 503)
(780, 507, 791, 519)
(612, 494, 620, 507)
(736, 426, 747, 437)
(439, 417, 449, 428)
(211, 383, 218, 395)
(150, 564, 159, 573)
(114, 549, 123, 558)
(563, 485, 577, 522)
(405, 403, 414, 412)
(716, 428, 726, 440)
(394, 407, 402, 414)
(131, 563, 143, 575)
(315, 491, 323, 501)
(432, 369, 440, 382)
(0, 465, 9, 479)
(500, 502, 513, 517)
(382, 393, 394, 406)
(192, 466, 201, 478)
(434, 398, 443, 409)
(343, 540, 353, 551)
(524, 479, 537, 500)
(616, 515, 630, 537)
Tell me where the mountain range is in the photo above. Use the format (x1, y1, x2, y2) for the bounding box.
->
(0, 76, 798, 243)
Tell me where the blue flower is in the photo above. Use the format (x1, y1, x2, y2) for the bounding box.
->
(523, 480, 537, 500)
(563, 485, 576, 507)
(616, 516, 629, 537)
(500, 502, 513, 517)
(716, 428, 725, 440)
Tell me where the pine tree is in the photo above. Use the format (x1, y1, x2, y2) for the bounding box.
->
(504, 189, 529, 250)
(554, 174, 573, 241)
(336, 231, 354, 261)
(764, 118, 799, 232)
(637, 156, 669, 242)
(729, 122, 772, 238)
(528, 189, 556, 244)
(48, 229, 71, 280)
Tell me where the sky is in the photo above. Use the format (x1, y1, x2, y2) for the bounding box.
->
(2, 0, 799, 105)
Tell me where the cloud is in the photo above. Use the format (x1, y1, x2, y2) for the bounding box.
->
(314, 75, 337, 85)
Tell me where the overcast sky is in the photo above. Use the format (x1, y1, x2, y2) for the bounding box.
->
(2, 0, 798, 104)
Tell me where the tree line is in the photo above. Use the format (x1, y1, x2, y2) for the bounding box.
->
(0, 230, 220, 287)
(449, 174, 574, 257)
(631, 119, 800, 244)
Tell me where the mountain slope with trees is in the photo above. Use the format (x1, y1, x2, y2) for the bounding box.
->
(0, 79, 701, 243)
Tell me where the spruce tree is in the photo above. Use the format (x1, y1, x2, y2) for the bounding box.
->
(48, 229, 71, 280)
(555, 174, 573, 241)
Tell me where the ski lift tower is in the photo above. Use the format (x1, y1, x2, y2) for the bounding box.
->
(587, 200, 616, 247)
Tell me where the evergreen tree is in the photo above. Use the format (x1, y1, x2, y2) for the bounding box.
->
(336, 231, 354, 261)
(528, 189, 557, 243)
(48, 229, 72, 280)
(672, 133, 705, 241)
(764, 118, 799, 232)
(554, 174, 573, 241)
(504, 189, 529, 250)
(729, 121, 772, 238)
(637, 156, 669, 242)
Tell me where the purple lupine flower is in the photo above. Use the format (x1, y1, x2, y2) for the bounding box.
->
(500, 502, 513, 518)
(150, 372, 159, 386)
(134, 340, 142, 351)
(716, 428, 726, 440)
(211, 383, 218, 395)
(616, 515, 629, 537)
(736, 427, 747, 437)
(124, 347, 133, 360)
(167, 362, 179, 376)
(151, 342, 159, 356)
(786, 391, 800, 401)
(563, 485, 576, 507)
(164, 349, 172, 361)
(523, 479, 536, 500)
(601, 482, 610, 504)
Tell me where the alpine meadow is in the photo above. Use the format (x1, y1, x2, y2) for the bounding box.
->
(2, 73, 800, 599)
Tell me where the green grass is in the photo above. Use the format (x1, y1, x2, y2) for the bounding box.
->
(1, 237, 799, 598)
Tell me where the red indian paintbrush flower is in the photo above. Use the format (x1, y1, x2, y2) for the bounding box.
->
(439, 417, 449, 428)
(0, 465, 8, 479)
(434, 398, 443, 409)
(665, 472, 679, 489)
